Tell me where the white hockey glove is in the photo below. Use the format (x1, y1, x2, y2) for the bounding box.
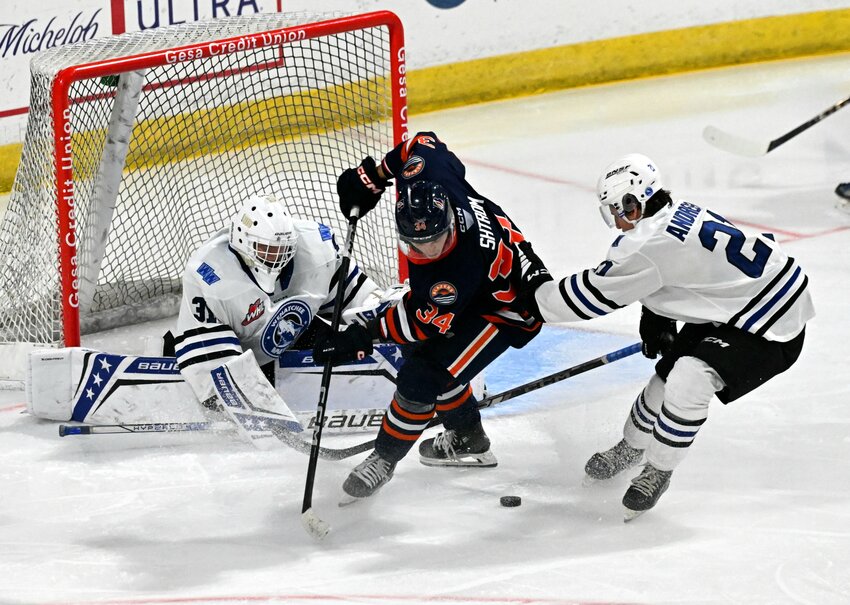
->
(342, 282, 409, 326)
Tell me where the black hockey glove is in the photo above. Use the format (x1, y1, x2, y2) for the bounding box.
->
(312, 322, 376, 365)
(516, 240, 554, 322)
(639, 306, 678, 359)
(336, 156, 392, 219)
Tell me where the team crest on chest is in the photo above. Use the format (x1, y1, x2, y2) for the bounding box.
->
(430, 281, 457, 305)
(241, 298, 265, 326)
(261, 300, 312, 357)
(401, 155, 425, 179)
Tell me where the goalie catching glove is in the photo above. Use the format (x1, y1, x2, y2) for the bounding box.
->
(312, 321, 378, 365)
(639, 306, 678, 359)
(336, 156, 392, 218)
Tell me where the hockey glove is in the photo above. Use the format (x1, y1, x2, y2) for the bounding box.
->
(336, 156, 392, 219)
(639, 306, 678, 359)
(312, 322, 376, 365)
(515, 240, 554, 322)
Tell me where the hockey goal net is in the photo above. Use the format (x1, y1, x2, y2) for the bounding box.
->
(0, 11, 407, 379)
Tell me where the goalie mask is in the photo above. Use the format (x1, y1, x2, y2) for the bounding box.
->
(395, 180, 457, 263)
(229, 193, 298, 293)
(596, 153, 663, 228)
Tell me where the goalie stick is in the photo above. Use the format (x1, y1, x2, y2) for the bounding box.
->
(57, 418, 354, 461)
(58, 342, 642, 460)
(703, 93, 850, 157)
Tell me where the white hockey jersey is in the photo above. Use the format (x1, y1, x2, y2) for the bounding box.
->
(535, 199, 814, 342)
(174, 219, 379, 401)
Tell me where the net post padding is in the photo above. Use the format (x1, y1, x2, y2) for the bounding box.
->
(0, 10, 407, 382)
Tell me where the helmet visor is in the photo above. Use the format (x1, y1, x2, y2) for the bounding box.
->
(600, 193, 640, 228)
(398, 218, 456, 262)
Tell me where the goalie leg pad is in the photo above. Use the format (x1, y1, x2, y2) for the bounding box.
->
(211, 350, 303, 450)
(26, 347, 197, 423)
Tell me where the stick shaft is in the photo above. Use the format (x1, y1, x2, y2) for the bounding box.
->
(704, 93, 850, 157)
(333, 341, 643, 459)
(58, 421, 232, 436)
(766, 95, 850, 152)
(301, 207, 360, 516)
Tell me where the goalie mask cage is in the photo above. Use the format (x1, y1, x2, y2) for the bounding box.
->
(0, 11, 407, 379)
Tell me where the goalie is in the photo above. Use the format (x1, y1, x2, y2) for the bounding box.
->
(27, 191, 399, 447)
(170, 191, 393, 442)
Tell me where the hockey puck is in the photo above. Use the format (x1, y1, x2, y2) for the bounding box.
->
(500, 495, 521, 507)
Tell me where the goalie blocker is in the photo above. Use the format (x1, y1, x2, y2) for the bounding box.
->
(25, 342, 461, 434)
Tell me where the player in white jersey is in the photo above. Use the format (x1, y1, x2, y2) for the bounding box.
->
(173, 192, 381, 408)
(518, 154, 814, 520)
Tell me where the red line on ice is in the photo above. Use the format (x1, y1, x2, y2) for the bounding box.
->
(53, 593, 642, 605)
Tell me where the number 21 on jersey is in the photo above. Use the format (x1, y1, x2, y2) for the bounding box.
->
(698, 210, 772, 278)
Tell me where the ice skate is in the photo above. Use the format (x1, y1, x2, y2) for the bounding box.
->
(622, 463, 672, 522)
(583, 438, 644, 485)
(339, 450, 396, 506)
(419, 422, 497, 467)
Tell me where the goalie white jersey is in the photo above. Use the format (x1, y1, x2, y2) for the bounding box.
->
(535, 199, 814, 341)
(175, 219, 378, 401)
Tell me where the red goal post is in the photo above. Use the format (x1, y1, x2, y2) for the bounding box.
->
(0, 11, 407, 379)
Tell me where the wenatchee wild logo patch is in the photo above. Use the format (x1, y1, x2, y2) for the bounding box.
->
(430, 281, 457, 305)
(261, 300, 312, 357)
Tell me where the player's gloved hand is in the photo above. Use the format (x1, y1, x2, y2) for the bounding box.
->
(312, 322, 375, 365)
(336, 156, 392, 219)
(639, 306, 677, 359)
(515, 241, 554, 322)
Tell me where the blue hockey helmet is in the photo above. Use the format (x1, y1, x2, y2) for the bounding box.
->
(395, 180, 457, 262)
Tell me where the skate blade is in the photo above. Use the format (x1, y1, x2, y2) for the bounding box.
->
(419, 452, 498, 468)
(623, 507, 646, 523)
(582, 474, 602, 487)
(338, 494, 362, 508)
(338, 483, 389, 507)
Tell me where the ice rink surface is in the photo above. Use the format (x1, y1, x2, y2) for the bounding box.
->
(2, 53, 850, 604)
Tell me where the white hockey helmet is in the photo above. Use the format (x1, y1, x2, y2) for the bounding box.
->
(229, 192, 298, 293)
(596, 153, 663, 228)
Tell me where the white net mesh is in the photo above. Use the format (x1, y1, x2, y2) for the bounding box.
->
(0, 12, 400, 348)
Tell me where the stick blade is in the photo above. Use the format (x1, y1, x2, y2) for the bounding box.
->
(702, 125, 767, 157)
(301, 507, 330, 540)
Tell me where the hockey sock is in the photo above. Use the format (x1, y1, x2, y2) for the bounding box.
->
(623, 373, 664, 449)
(434, 384, 478, 432)
(375, 393, 436, 461)
(646, 356, 724, 471)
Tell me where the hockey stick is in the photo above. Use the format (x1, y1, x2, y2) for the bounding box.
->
(58, 421, 232, 436)
(301, 206, 362, 540)
(703, 93, 850, 157)
(57, 420, 346, 460)
(58, 342, 642, 461)
(334, 341, 643, 460)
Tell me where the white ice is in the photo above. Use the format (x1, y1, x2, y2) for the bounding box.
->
(2, 53, 850, 605)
